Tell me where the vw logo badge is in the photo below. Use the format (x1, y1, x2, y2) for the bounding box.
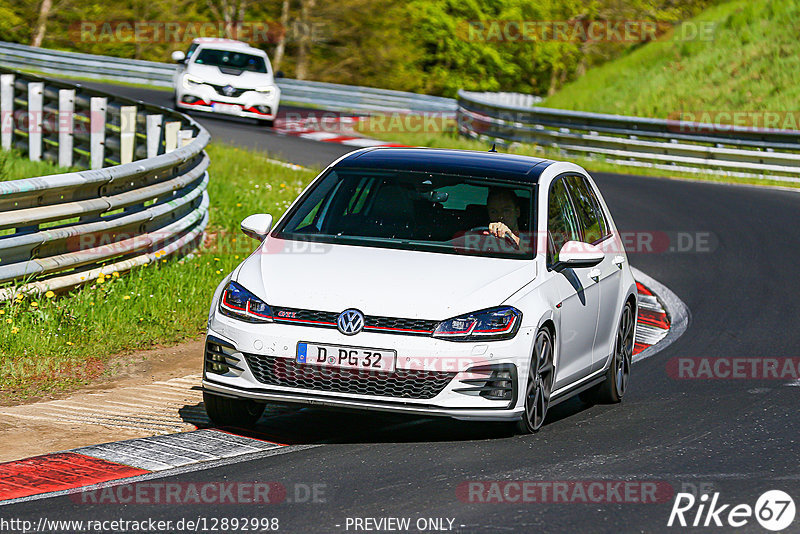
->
(223, 85, 235, 96)
(337, 309, 364, 335)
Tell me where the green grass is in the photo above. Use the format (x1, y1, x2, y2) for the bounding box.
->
(0, 148, 71, 181)
(0, 143, 320, 399)
(353, 120, 800, 190)
(542, 0, 800, 118)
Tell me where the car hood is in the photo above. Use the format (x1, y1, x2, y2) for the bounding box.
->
(187, 63, 274, 87)
(234, 238, 535, 320)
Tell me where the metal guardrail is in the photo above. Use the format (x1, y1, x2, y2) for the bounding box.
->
(0, 67, 210, 299)
(458, 90, 800, 182)
(0, 41, 456, 114)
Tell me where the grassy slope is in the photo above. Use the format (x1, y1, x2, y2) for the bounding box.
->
(542, 0, 800, 117)
(0, 149, 71, 181)
(0, 143, 319, 398)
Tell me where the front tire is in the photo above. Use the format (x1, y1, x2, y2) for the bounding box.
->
(516, 327, 554, 434)
(203, 391, 265, 428)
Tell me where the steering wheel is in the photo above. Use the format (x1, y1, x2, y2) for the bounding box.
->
(468, 226, 520, 250)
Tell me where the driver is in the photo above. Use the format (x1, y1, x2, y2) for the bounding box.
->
(487, 188, 521, 247)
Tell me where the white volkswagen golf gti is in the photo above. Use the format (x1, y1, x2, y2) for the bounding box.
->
(171, 38, 281, 126)
(203, 147, 637, 433)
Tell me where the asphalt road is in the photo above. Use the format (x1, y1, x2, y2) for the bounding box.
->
(5, 81, 800, 533)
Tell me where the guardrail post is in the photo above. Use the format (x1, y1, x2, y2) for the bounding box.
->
(164, 121, 180, 153)
(178, 129, 193, 148)
(58, 89, 75, 167)
(146, 114, 163, 157)
(90, 96, 106, 169)
(27, 82, 44, 161)
(0, 74, 13, 150)
(119, 105, 136, 164)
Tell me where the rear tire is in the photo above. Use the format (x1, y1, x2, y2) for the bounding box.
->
(203, 391, 265, 428)
(584, 302, 634, 404)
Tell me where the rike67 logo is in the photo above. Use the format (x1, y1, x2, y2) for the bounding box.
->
(668, 490, 795, 531)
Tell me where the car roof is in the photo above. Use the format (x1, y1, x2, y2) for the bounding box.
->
(334, 147, 555, 183)
(192, 38, 249, 46)
(192, 38, 262, 53)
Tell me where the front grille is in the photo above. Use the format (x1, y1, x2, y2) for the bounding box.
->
(243, 353, 456, 399)
(271, 307, 438, 336)
(208, 83, 248, 97)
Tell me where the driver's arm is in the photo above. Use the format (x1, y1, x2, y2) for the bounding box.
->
(488, 222, 520, 246)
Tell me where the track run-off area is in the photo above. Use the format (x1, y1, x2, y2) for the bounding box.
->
(1, 80, 798, 533)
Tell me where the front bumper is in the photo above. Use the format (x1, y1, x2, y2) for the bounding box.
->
(203, 313, 535, 422)
(176, 84, 280, 120)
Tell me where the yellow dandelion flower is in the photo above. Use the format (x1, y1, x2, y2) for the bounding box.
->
(97, 277, 105, 284)
(112, 272, 120, 278)
(0, 310, 4, 315)
(122, 295, 131, 300)
(232, 238, 236, 242)
(5, 318, 11, 324)
(45, 291, 55, 298)
(234, 255, 240, 259)
(162, 259, 167, 263)
(236, 203, 242, 207)
(15, 293, 23, 301)
(280, 183, 286, 188)
(215, 270, 221, 275)
(66, 341, 73, 346)
(30, 302, 38, 308)
(10, 327, 18, 334)
(213, 258, 220, 262)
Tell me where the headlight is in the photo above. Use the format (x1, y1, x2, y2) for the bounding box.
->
(255, 86, 273, 95)
(433, 306, 521, 341)
(183, 74, 204, 89)
(218, 281, 273, 323)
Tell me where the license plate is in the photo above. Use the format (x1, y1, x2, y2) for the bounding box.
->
(212, 103, 242, 115)
(297, 342, 396, 372)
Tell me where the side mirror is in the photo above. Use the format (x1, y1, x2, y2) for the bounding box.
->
(554, 241, 604, 270)
(275, 70, 285, 79)
(171, 50, 186, 63)
(241, 214, 273, 241)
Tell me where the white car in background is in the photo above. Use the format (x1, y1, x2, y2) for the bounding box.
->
(171, 38, 281, 126)
(202, 148, 638, 434)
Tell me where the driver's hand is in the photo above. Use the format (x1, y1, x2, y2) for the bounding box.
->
(489, 222, 520, 246)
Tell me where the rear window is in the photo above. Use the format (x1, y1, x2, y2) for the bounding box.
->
(193, 48, 268, 73)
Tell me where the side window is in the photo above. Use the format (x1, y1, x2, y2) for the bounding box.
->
(547, 178, 581, 265)
(565, 175, 609, 244)
(185, 43, 199, 61)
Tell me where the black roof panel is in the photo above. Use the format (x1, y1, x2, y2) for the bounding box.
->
(334, 147, 554, 183)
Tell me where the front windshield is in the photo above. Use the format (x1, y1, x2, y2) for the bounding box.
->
(193, 48, 268, 73)
(275, 169, 536, 259)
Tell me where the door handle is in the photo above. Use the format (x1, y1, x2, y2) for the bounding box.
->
(589, 268, 601, 283)
(613, 255, 625, 269)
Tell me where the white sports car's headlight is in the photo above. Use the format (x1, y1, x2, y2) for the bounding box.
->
(255, 86, 273, 95)
(218, 281, 273, 323)
(183, 74, 204, 89)
(433, 306, 521, 341)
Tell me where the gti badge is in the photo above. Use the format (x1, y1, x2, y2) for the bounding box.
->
(223, 85, 235, 96)
(337, 309, 364, 335)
